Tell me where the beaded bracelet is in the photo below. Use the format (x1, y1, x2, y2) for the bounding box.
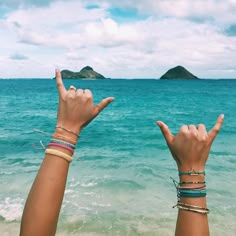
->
(45, 148, 73, 163)
(179, 168, 205, 176)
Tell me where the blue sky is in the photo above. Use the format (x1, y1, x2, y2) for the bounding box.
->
(0, 0, 236, 78)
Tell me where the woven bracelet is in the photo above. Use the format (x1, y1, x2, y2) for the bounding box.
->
(179, 168, 205, 176)
(177, 189, 207, 198)
(51, 138, 76, 149)
(47, 143, 74, 154)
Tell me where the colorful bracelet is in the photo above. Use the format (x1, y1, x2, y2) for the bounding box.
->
(47, 143, 74, 154)
(177, 188, 207, 198)
(45, 148, 73, 163)
(179, 168, 205, 176)
(51, 138, 76, 149)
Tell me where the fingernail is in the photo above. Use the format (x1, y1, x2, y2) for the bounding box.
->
(220, 114, 224, 119)
(156, 121, 162, 127)
(55, 68, 59, 73)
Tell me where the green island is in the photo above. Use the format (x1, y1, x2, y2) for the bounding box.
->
(160, 66, 199, 80)
(58, 66, 107, 79)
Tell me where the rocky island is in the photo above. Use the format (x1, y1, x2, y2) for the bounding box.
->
(58, 66, 106, 79)
(160, 66, 199, 80)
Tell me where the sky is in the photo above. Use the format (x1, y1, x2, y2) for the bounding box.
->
(0, 0, 236, 79)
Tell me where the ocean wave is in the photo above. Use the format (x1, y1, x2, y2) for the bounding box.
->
(0, 197, 24, 222)
(84, 192, 96, 196)
(91, 202, 111, 207)
(81, 182, 98, 188)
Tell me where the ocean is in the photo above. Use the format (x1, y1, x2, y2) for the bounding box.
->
(0, 78, 236, 236)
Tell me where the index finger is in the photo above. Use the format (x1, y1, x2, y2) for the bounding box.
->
(55, 69, 66, 96)
(208, 114, 224, 143)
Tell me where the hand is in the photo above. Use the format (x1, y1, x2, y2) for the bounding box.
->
(156, 114, 224, 172)
(55, 69, 115, 136)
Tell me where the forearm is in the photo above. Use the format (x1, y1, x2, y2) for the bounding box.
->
(175, 197, 209, 235)
(175, 173, 209, 236)
(20, 130, 77, 236)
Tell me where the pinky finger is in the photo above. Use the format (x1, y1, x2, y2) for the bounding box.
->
(96, 97, 115, 113)
(208, 114, 224, 143)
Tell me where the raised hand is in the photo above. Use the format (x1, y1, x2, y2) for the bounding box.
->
(55, 69, 115, 136)
(156, 114, 224, 172)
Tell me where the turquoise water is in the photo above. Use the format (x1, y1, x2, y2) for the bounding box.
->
(0, 79, 236, 235)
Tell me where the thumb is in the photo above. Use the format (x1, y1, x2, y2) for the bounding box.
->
(156, 120, 174, 145)
(95, 97, 115, 114)
(208, 114, 224, 143)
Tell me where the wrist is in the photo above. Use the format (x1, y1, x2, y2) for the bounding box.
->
(52, 129, 79, 145)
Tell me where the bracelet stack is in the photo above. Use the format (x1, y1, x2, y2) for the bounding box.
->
(172, 168, 209, 215)
(45, 126, 78, 163)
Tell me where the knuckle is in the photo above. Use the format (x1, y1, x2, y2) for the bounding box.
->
(85, 93, 92, 99)
(180, 129, 188, 135)
(66, 93, 74, 99)
(214, 127, 220, 133)
(198, 135, 207, 142)
(191, 131, 198, 137)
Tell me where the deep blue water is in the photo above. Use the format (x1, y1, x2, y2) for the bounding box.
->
(0, 79, 236, 235)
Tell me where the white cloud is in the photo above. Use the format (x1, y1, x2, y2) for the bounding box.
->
(94, 0, 236, 24)
(0, 0, 236, 78)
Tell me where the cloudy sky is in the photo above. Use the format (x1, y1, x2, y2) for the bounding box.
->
(0, 0, 236, 78)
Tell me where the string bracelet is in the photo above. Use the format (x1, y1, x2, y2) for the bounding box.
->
(179, 181, 206, 185)
(45, 148, 73, 163)
(55, 126, 80, 138)
(51, 138, 76, 149)
(47, 143, 74, 155)
(179, 168, 205, 176)
(176, 204, 210, 214)
(174, 201, 209, 211)
(178, 185, 206, 190)
(52, 134, 77, 145)
(171, 177, 206, 188)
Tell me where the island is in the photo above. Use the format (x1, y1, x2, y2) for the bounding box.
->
(58, 66, 106, 79)
(160, 66, 199, 80)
